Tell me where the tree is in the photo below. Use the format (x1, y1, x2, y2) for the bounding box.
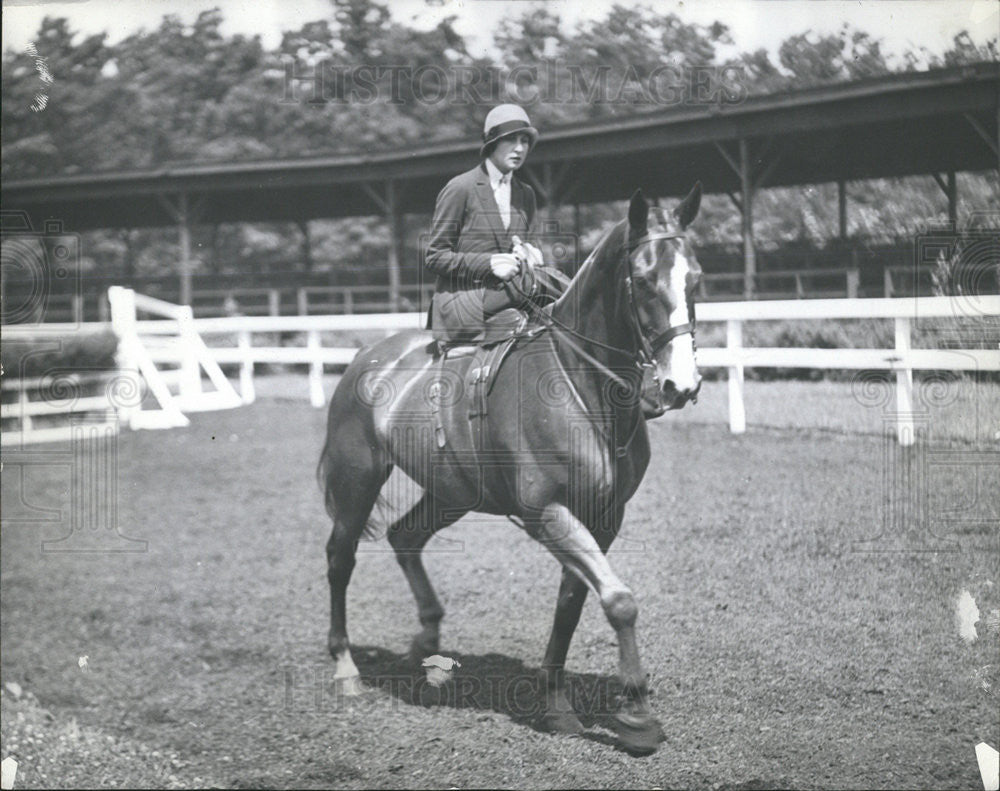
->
(942, 31, 998, 67)
(332, 0, 390, 60)
(1, 17, 112, 176)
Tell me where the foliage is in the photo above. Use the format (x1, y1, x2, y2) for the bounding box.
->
(1, 330, 118, 378)
(1, 3, 997, 276)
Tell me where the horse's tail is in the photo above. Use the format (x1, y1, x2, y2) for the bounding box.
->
(316, 405, 391, 541)
(316, 433, 337, 524)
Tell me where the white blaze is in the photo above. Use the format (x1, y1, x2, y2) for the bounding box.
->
(664, 250, 698, 392)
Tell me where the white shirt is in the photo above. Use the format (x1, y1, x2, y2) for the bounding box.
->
(484, 158, 512, 230)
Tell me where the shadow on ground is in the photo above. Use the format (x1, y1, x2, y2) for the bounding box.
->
(350, 644, 642, 751)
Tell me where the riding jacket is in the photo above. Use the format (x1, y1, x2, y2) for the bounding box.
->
(424, 162, 538, 341)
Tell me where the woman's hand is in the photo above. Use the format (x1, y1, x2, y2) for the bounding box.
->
(511, 235, 543, 270)
(490, 253, 521, 281)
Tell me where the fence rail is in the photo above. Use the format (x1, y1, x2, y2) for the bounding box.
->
(1, 370, 119, 447)
(4, 292, 998, 446)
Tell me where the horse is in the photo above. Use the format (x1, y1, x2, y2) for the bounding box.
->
(317, 185, 703, 754)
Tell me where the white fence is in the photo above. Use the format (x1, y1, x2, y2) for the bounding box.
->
(1, 370, 120, 447)
(107, 286, 243, 429)
(3, 290, 998, 446)
(695, 295, 1000, 445)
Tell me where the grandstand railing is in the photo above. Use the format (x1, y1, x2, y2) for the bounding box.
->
(11, 265, 977, 324)
(699, 267, 860, 300)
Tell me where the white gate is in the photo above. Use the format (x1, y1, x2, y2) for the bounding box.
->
(107, 286, 242, 429)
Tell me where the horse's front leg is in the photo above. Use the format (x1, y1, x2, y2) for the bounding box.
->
(531, 502, 662, 755)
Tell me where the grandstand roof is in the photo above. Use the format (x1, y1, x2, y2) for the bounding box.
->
(4, 62, 998, 231)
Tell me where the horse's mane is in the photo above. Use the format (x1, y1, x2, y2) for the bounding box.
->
(552, 220, 627, 313)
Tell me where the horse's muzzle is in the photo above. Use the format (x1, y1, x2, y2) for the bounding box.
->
(662, 376, 701, 411)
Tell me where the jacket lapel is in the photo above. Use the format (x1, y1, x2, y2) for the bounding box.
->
(509, 179, 530, 237)
(474, 164, 507, 251)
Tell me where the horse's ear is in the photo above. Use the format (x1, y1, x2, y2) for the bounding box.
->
(628, 189, 648, 233)
(673, 181, 702, 230)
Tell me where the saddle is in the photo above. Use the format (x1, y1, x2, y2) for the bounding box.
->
(426, 265, 570, 449)
(428, 308, 538, 450)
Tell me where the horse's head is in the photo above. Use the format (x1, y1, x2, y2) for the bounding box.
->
(625, 184, 702, 412)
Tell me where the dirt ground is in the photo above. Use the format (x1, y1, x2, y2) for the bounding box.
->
(2, 382, 998, 789)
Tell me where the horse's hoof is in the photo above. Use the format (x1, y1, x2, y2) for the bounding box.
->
(332, 674, 366, 697)
(611, 711, 663, 756)
(537, 710, 584, 735)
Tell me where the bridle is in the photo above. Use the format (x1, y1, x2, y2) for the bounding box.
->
(513, 222, 697, 403)
(623, 226, 697, 363)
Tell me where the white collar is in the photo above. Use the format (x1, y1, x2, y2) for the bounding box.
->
(484, 158, 511, 189)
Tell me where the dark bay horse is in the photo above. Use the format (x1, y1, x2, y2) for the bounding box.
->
(318, 186, 702, 754)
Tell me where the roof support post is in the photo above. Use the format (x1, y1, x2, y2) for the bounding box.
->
(739, 138, 756, 300)
(519, 165, 546, 204)
(522, 160, 577, 222)
(948, 171, 957, 228)
(178, 193, 192, 306)
(386, 179, 402, 312)
(932, 171, 958, 227)
(156, 192, 203, 306)
(838, 179, 847, 240)
(361, 180, 404, 311)
(296, 220, 313, 272)
(716, 139, 761, 299)
(541, 162, 558, 223)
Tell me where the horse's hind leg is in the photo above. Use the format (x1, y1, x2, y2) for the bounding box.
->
(321, 421, 389, 693)
(387, 494, 465, 661)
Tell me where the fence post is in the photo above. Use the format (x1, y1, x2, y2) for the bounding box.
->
(268, 289, 280, 317)
(177, 305, 202, 401)
(894, 316, 915, 446)
(297, 288, 308, 316)
(307, 330, 325, 408)
(238, 330, 255, 404)
(108, 287, 141, 428)
(884, 268, 893, 298)
(846, 268, 859, 299)
(20, 387, 33, 433)
(726, 319, 746, 434)
(343, 289, 353, 315)
(72, 294, 84, 324)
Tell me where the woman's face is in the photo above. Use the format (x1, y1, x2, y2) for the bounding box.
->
(488, 132, 532, 173)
